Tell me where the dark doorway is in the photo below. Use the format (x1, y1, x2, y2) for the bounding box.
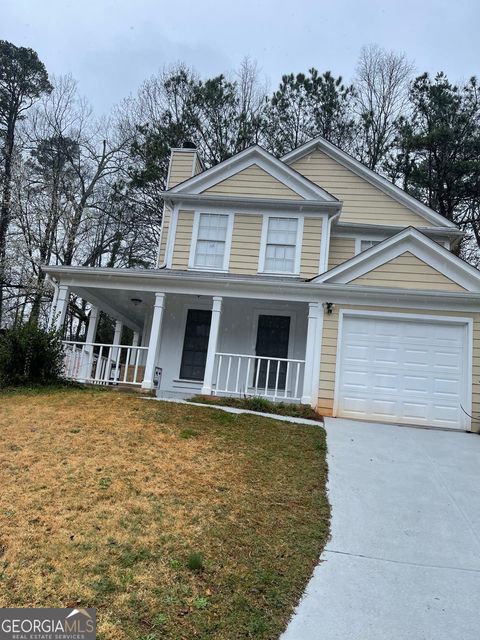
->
(179, 309, 212, 380)
(255, 314, 290, 389)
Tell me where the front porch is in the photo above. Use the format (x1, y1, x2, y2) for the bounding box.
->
(50, 277, 324, 406)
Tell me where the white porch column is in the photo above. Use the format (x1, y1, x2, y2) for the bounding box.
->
(201, 296, 223, 395)
(310, 302, 325, 408)
(129, 331, 140, 365)
(53, 284, 69, 333)
(301, 302, 323, 405)
(86, 306, 99, 344)
(47, 283, 59, 329)
(111, 320, 123, 382)
(113, 320, 123, 345)
(142, 293, 165, 390)
(79, 306, 99, 382)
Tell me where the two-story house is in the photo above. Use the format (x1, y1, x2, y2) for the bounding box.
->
(45, 136, 480, 432)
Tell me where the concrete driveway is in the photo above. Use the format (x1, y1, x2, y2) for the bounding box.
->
(282, 418, 480, 640)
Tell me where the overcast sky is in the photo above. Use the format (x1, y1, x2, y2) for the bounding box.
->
(2, 0, 479, 115)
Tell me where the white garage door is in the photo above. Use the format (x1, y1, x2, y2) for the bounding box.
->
(335, 313, 470, 430)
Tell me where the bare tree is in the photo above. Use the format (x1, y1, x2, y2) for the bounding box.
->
(354, 44, 414, 171)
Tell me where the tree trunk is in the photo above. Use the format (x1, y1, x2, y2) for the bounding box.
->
(0, 116, 16, 327)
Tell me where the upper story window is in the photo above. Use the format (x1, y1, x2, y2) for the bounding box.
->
(260, 216, 301, 274)
(192, 213, 230, 270)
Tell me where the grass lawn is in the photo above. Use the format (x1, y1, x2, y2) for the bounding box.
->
(0, 387, 330, 640)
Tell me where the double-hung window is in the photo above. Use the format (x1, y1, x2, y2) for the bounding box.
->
(263, 217, 299, 274)
(193, 213, 229, 270)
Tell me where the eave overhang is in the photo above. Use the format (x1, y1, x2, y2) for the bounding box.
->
(161, 192, 343, 215)
(43, 265, 480, 312)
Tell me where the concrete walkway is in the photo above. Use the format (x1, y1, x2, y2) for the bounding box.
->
(282, 417, 480, 640)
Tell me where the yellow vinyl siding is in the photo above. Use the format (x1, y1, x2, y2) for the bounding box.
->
(229, 214, 263, 275)
(328, 236, 355, 269)
(317, 305, 480, 432)
(350, 252, 467, 291)
(158, 206, 171, 265)
(203, 164, 303, 200)
(300, 217, 322, 278)
(292, 150, 428, 227)
(167, 151, 195, 188)
(171, 210, 194, 269)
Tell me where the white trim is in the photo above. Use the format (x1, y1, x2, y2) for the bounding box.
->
(168, 145, 338, 202)
(319, 214, 337, 274)
(188, 210, 234, 273)
(156, 203, 170, 268)
(258, 213, 304, 276)
(191, 152, 197, 176)
(333, 309, 473, 431)
(282, 136, 458, 229)
(165, 204, 179, 268)
(315, 227, 480, 291)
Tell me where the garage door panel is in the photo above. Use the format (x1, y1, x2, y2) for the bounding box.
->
(401, 401, 430, 421)
(336, 315, 468, 430)
(372, 373, 400, 392)
(403, 375, 429, 394)
(434, 378, 461, 396)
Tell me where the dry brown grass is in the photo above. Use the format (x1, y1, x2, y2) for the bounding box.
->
(0, 387, 330, 640)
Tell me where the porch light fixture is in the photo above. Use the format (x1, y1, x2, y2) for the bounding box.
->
(130, 298, 142, 306)
(323, 302, 334, 315)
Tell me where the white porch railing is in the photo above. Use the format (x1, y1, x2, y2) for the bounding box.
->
(213, 353, 305, 402)
(62, 341, 148, 386)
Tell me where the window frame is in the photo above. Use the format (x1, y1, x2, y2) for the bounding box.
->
(258, 214, 304, 276)
(188, 210, 234, 272)
(354, 236, 384, 256)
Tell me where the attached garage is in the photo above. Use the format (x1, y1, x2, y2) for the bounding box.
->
(334, 311, 472, 430)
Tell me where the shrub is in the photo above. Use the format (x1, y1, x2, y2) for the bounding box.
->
(186, 551, 204, 572)
(0, 323, 65, 387)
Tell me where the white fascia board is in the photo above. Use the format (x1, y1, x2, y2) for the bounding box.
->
(43, 265, 480, 312)
(314, 227, 480, 290)
(167, 145, 338, 202)
(282, 137, 458, 229)
(162, 192, 342, 215)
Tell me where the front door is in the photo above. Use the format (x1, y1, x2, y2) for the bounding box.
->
(255, 314, 290, 390)
(179, 309, 212, 381)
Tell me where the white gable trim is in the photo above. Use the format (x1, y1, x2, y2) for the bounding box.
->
(314, 227, 480, 291)
(167, 145, 338, 202)
(282, 136, 458, 229)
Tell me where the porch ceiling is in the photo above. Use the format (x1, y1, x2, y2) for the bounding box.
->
(71, 285, 154, 331)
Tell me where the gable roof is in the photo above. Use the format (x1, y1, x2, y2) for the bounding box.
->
(313, 227, 480, 291)
(282, 136, 458, 229)
(166, 145, 338, 202)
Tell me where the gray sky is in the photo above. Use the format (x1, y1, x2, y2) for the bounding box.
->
(2, 0, 479, 115)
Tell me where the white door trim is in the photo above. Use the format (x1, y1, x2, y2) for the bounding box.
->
(333, 309, 473, 430)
